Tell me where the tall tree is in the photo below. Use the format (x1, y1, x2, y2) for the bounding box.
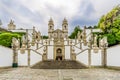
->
(69, 26, 82, 39)
(97, 5, 120, 46)
(98, 5, 120, 33)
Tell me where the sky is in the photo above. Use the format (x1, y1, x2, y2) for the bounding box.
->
(0, 0, 119, 35)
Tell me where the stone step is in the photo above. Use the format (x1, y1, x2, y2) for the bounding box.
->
(31, 60, 88, 69)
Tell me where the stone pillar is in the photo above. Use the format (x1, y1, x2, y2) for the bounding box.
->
(70, 45, 72, 60)
(36, 42, 39, 49)
(71, 53, 76, 60)
(12, 48, 18, 68)
(67, 40, 69, 45)
(49, 40, 50, 45)
(79, 40, 82, 49)
(88, 49, 91, 68)
(42, 53, 47, 61)
(101, 48, 107, 67)
(70, 40, 72, 60)
(71, 47, 76, 60)
(42, 46, 47, 61)
(28, 49, 31, 67)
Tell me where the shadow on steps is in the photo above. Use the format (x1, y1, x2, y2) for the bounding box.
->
(31, 60, 88, 69)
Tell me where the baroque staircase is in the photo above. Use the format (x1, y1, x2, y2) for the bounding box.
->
(31, 60, 88, 69)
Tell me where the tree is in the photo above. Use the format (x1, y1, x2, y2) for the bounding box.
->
(42, 35, 48, 39)
(69, 26, 82, 39)
(98, 5, 120, 33)
(104, 34, 117, 46)
(87, 26, 92, 29)
(97, 5, 120, 46)
(116, 31, 120, 42)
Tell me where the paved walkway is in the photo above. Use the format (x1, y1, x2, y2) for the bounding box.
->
(0, 68, 120, 80)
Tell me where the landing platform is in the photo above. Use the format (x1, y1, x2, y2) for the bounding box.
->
(31, 60, 88, 69)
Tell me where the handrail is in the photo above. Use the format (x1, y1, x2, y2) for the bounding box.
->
(30, 49, 42, 56)
(74, 45, 82, 50)
(36, 45, 44, 50)
(76, 48, 89, 55)
(86, 33, 91, 38)
(28, 34, 32, 37)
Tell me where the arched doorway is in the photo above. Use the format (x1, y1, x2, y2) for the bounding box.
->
(56, 48, 62, 60)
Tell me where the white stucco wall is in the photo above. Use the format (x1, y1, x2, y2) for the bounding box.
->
(18, 50, 28, 66)
(76, 49, 102, 66)
(107, 45, 120, 66)
(0, 44, 120, 68)
(30, 50, 42, 66)
(0, 45, 43, 67)
(76, 50, 88, 65)
(91, 50, 101, 66)
(65, 46, 70, 59)
(0, 46, 13, 67)
(47, 46, 54, 59)
(18, 49, 42, 66)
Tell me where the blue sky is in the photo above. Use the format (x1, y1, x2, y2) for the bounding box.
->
(0, 0, 119, 35)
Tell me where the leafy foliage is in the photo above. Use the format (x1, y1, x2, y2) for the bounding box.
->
(42, 35, 48, 39)
(87, 25, 98, 29)
(69, 26, 82, 39)
(98, 5, 120, 33)
(97, 5, 120, 46)
(104, 34, 117, 46)
(0, 32, 24, 48)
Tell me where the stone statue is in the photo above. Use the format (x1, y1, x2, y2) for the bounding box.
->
(99, 37, 108, 47)
(36, 31, 41, 42)
(22, 35, 26, 44)
(77, 31, 81, 40)
(12, 37, 20, 49)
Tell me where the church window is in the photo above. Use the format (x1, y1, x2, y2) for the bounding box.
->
(50, 26, 52, 29)
(64, 26, 66, 29)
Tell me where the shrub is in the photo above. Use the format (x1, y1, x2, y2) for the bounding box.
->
(116, 31, 120, 42)
(103, 34, 117, 47)
(0, 33, 22, 48)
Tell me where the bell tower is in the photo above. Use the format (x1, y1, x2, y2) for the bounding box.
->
(62, 18, 68, 38)
(8, 20, 16, 30)
(48, 18, 54, 39)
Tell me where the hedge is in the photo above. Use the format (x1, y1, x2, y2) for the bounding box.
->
(0, 32, 24, 48)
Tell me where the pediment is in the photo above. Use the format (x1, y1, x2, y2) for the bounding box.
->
(53, 29, 63, 33)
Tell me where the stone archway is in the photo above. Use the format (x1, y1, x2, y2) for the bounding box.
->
(56, 48, 62, 60)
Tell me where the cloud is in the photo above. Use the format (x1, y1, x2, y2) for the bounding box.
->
(0, 0, 119, 35)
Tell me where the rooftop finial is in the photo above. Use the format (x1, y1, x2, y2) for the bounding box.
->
(49, 17, 53, 22)
(63, 17, 67, 21)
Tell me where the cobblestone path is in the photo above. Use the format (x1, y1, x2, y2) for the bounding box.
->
(0, 68, 120, 80)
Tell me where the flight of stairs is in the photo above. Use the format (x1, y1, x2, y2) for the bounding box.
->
(31, 60, 88, 69)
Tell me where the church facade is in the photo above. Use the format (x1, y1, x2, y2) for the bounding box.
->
(46, 18, 72, 60)
(48, 18, 68, 39)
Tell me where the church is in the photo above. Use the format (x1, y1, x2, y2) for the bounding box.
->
(47, 18, 68, 60)
(7, 18, 108, 69)
(43, 18, 75, 61)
